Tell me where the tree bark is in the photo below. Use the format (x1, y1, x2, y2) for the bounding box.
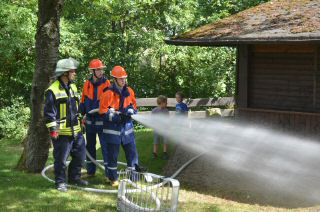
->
(17, 0, 64, 172)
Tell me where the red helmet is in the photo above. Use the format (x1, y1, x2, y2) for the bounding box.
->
(89, 59, 105, 70)
(111, 66, 127, 78)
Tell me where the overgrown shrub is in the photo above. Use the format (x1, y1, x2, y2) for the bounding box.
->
(0, 97, 30, 140)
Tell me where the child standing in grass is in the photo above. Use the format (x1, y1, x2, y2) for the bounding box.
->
(151, 95, 169, 160)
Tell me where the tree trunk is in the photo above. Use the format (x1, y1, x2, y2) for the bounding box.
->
(17, 0, 64, 172)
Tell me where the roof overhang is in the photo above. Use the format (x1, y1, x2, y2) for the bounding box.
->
(165, 38, 320, 47)
(165, 0, 320, 47)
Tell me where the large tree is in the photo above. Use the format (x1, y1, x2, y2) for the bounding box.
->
(17, 0, 64, 172)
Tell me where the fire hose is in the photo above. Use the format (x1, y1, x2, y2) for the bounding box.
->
(41, 110, 205, 210)
(41, 149, 205, 193)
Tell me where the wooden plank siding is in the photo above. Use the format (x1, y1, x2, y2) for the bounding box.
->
(238, 108, 320, 138)
(317, 47, 320, 110)
(247, 44, 316, 112)
(236, 44, 320, 138)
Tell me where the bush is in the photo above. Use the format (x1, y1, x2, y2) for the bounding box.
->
(0, 97, 30, 140)
(134, 121, 147, 131)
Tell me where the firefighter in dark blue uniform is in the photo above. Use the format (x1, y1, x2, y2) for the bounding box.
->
(80, 59, 110, 178)
(44, 58, 88, 192)
(99, 66, 145, 187)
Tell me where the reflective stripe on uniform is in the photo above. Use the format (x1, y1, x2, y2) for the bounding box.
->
(86, 120, 103, 125)
(103, 129, 121, 135)
(46, 80, 81, 135)
(109, 113, 114, 122)
(59, 103, 66, 119)
(127, 166, 135, 170)
(107, 166, 117, 170)
(46, 121, 57, 128)
(73, 91, 80, 97)
(57, 120, 66, 124)
(125, 128, 134, 135)
(55, 93, 68, 98)
(103, 128, 133, 136)
(59, 125, 81, 136)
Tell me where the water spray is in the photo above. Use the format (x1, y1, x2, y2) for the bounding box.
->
(41, 109, 320, 208)
(132, 113, 320, 206)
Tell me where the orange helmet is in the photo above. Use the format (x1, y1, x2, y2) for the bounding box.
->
(89, 59, 105, 70)
(111, 66, 127, 78)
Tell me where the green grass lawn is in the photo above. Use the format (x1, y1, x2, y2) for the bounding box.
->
(0, 130, 172, 212)
(1, 130, 319, 211)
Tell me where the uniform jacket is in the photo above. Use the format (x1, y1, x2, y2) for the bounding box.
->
(99, 83, 137, 145)
(44, 79, 81, 136)
(80, 77, 110, 133)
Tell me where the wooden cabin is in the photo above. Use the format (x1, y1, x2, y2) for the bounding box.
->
(166, 0, 320, 137)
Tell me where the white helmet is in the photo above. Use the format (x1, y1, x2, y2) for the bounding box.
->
(55, 57, 79, 77)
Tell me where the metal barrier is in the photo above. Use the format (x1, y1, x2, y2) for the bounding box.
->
(117, 170, 180, 212)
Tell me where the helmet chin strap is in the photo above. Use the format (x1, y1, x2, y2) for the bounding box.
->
(114, 77, 120, 87)
(59, 72, 72, 84)
(93, 69, 102, 80)
(114, 77, 126, 89)
(67, 74, 73, 83)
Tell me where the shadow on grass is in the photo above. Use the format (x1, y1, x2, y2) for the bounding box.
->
(0, 139, 118, 211)
(94, 130, 173, 175)
(177, 167, 320, 209)
(0, 130, 174, 211)
(179, 202, 219, 212)
(0, 167, 118, 211)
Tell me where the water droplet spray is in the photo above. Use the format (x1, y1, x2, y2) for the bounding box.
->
(132, 113, 320, 206)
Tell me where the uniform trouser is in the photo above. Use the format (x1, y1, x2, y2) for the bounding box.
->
(52, 133, 86, 185)
(106, 141, 138, 181)
(85, 132, 108, 175)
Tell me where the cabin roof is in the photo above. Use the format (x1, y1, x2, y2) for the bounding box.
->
(166, 0, 320, 46)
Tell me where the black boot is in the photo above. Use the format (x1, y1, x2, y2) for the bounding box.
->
(135, 164, 147, 173)
(56, 183, 67, 192)
(162, 152, 169, 160)
(68, 179, 89, 186)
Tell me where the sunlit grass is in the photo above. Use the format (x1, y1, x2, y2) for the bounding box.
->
(0, 130, 171, 211)
(1, 132, 319, 211)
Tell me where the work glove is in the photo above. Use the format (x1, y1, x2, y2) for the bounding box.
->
(127, 108, 134, 116)
(109, 108, 115, 114)
(125, 104, 136, 116)
(104, 108, 120, 123)
(50, 131, 59, 141)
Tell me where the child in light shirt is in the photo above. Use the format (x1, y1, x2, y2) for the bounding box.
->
(151, 95, 169, 160)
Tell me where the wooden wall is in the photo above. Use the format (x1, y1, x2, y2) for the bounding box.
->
(248, 44, 316, 112)
(317, 46, 320, 110)
(236, 44, 320, 137)
(237, 108, 320, 138)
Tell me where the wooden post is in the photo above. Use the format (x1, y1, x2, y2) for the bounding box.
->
(315, 46, 319, 110)
(237, 45, 248, 108)
(313, 47, 318, 109)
